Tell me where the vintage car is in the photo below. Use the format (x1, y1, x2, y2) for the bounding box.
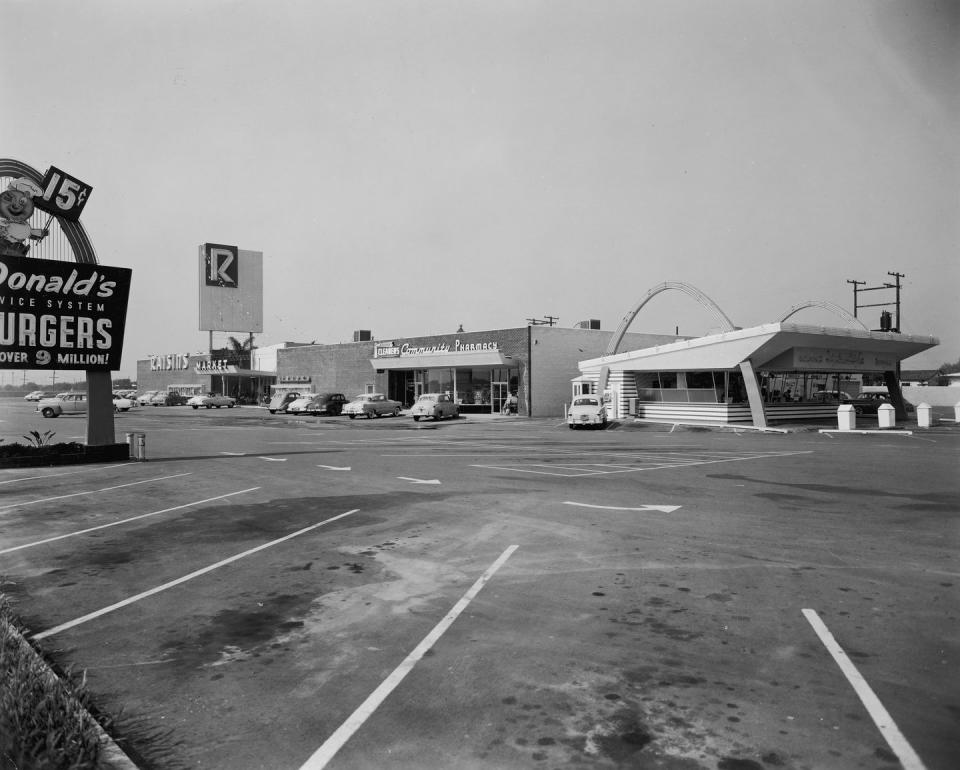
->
(37, 393, 87, 418)
(187, 393, 237, 409)
(341, 393, 402, 419)
(285, 394, 318, 415)
(268, 391, 302, 414)
(567, 395, 607, 429)
(113, 393, 136, 412)
(810, 390, 877, 415)
(136, 390, 160, 406)
(24, 390, 55, 401)
(290, 392, 349, 416)
(409, 393, 459, 422)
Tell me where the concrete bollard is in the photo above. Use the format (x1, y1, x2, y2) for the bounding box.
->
(916, 403, 933, 428)
(837, 404, 856, 431)
(877, 403, 896, 429)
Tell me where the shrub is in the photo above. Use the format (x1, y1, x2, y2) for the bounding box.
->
(0, 593, 101, 769)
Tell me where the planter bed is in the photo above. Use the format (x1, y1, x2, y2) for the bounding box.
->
(0, 442, 130, 468)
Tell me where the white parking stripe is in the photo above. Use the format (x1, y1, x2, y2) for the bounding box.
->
(299, 545, 519, 770)
(471, 452, 811, 477)
(0, 488, 261, 555)
(0, 466, 107, 486)
(31, 509, 361, 641)
(0, 473, 193, 513)
(802, 609, 927, 770)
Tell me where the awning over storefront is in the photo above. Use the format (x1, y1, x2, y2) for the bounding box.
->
(371, 350, 513, 370)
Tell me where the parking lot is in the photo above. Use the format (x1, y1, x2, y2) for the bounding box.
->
(1, 401, 958, 770)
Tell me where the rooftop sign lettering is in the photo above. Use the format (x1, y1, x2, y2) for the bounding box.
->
(374, 339, 498, 358)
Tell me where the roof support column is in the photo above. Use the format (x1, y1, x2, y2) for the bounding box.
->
(739, 360, 768, 430)
(883, 370, 908, 422)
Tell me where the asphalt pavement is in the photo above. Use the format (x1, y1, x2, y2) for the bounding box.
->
(0, 400, 957, 770)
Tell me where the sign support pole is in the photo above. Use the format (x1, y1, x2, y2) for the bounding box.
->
(86, 370, 115, 446)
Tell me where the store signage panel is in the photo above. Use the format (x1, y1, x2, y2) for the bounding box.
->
(195, 359, 236, 373)
(793, 347, 897, 372)
(33, 166, 93, 222)
(0, 254, 131, 370)
(374, 339, 499, 358)
(150, 353, 192, 371)
(198, 244, 263, 333)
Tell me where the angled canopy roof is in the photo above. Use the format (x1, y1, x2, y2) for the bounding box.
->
(579, 323, 939, 374)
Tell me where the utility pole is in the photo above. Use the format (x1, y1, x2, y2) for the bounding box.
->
(887, 271, 904, 333)
(526, 315, 559, 327)
(846, 273, 903, 332)
(846, 279, 865, 318)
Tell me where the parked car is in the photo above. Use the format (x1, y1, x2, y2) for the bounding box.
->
(163, 393, 189, 406)
(567, 395, 607, 429)
(285, 394, 317, 415)
(113, 394, 135, 412)
(187, 393, 237, 409)
(341, 393, 402, 419)
(137, 390, 159, 406)
(268, 391, 302, 414)
(37, 393, 87, 418)
(409, 393, 459, 422)
(24, 390, 55, 401)
(810, 390, 875, 415)
(305, 392, 349, 416)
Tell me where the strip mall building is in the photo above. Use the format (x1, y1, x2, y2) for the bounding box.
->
(271, 326, 679, 417)
(136, 285, 939, 425)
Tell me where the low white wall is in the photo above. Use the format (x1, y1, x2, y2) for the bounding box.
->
(902, 385, 960, 407)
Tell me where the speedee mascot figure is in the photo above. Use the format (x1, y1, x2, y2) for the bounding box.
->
(0, 177, 48, 257)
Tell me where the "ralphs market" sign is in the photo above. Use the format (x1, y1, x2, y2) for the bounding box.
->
(0, 254, 131, 370)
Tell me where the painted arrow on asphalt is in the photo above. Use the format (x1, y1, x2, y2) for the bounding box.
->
(397, 476, 441, 485)
(563, 501, 681, 513)
(317, 465, 351, 471)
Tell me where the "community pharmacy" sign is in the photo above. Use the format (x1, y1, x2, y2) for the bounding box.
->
(0, 254, 132, 370)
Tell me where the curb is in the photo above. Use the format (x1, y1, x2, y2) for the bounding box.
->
(6, 622, 139, 770)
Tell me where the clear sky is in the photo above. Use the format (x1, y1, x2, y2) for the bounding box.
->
(3, 0, 957, 381)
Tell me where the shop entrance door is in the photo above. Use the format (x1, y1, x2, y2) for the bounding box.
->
(492, 382, 508, 414)
(413, 370, 426, 401)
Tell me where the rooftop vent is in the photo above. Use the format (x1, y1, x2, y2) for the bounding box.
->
(353, 330, 372, 342)
(574, 319, 601, 330)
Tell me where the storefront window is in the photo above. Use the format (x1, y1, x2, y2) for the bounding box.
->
(426, 368, 455, 395)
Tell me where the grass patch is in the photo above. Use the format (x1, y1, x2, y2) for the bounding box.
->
(0, 591, 102, 769)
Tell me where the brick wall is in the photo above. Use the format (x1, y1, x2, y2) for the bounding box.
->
(278, 341, 377, 396)
(529, 328, 679, 417)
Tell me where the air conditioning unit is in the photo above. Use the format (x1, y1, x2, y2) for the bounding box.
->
(575, 319, 601, 330)
(353, 330, 372, 342)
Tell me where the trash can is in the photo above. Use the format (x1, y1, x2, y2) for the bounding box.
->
(877, 403, 895, 429)
(916, 403, 933, 428)
(837, 404, 856, 431)
(126, 432, 147, 461)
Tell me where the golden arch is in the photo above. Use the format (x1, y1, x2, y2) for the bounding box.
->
(604, 281, 736, 357)
(778, 300, 868, 330)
